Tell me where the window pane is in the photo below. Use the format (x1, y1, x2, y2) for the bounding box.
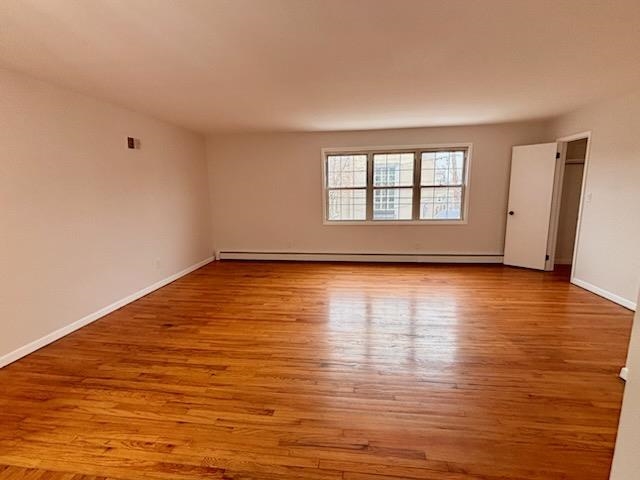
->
(327, 154, 367, 188)
(373, 153, 414, 187)
(420, 187, 462, 220)
(328, 189, 366, 220)
(421, 151, 464, 186)
(373, 188, 413, 220)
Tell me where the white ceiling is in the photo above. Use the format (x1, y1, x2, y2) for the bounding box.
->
(2, 0, 640, 133)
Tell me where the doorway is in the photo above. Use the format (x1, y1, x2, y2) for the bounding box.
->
(547, 132, 591, 279)
(503, 133, 590, 276)
(554, 138, 586, 265)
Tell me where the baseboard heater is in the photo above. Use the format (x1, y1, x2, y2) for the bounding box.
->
(217, 251, 504, 263)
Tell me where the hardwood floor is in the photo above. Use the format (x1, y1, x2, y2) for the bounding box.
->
(0, 261, 632, 480)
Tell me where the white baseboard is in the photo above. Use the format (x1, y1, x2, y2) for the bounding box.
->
(218, 251, 504, 264)
(0, 256, 214, 369)
(571, 277, 637, 311)
(620, 367, 629, 381)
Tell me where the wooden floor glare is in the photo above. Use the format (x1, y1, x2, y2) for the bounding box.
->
(0, 261, 633, 480)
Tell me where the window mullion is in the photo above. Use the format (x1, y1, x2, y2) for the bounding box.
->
(366, 153, 373, 221)
(412, 151, 421, 220)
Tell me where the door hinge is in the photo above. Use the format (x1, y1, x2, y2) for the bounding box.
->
(556, 152, 561, 159)
(545, 254, 550, 261)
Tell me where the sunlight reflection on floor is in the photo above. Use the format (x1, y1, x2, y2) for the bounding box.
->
(327, 291, 459, 368)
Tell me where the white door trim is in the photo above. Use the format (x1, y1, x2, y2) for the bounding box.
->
(554, 131, 592, 283)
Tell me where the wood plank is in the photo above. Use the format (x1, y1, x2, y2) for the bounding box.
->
(0, 262, 632, 479)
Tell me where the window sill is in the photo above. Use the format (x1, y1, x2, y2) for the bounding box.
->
(323, 219, 468, 226)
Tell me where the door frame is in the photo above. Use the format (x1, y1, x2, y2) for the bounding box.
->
(547, 131, 592, 278)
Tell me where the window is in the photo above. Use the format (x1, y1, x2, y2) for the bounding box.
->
(420, 150, 465, 220)
(323, 145, 470, 223)
(373, 153, 413, 220)
(326, 154, 367, 221)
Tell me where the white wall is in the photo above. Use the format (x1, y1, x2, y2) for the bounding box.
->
(552, 90, 640, 308)
(0, 68, 212, 364)
(610, 291, 640, 479)
(206, 122, 551, 257)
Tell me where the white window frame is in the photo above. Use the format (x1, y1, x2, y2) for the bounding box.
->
(321, 143, 472, 225)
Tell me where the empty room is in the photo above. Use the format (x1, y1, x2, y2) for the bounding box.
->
(2, 1, 640, 479)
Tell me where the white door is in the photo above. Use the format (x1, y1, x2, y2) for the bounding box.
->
(503, 143, 558, 270)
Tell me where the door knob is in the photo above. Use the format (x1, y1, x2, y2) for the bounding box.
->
(508, 211, 514, 215)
